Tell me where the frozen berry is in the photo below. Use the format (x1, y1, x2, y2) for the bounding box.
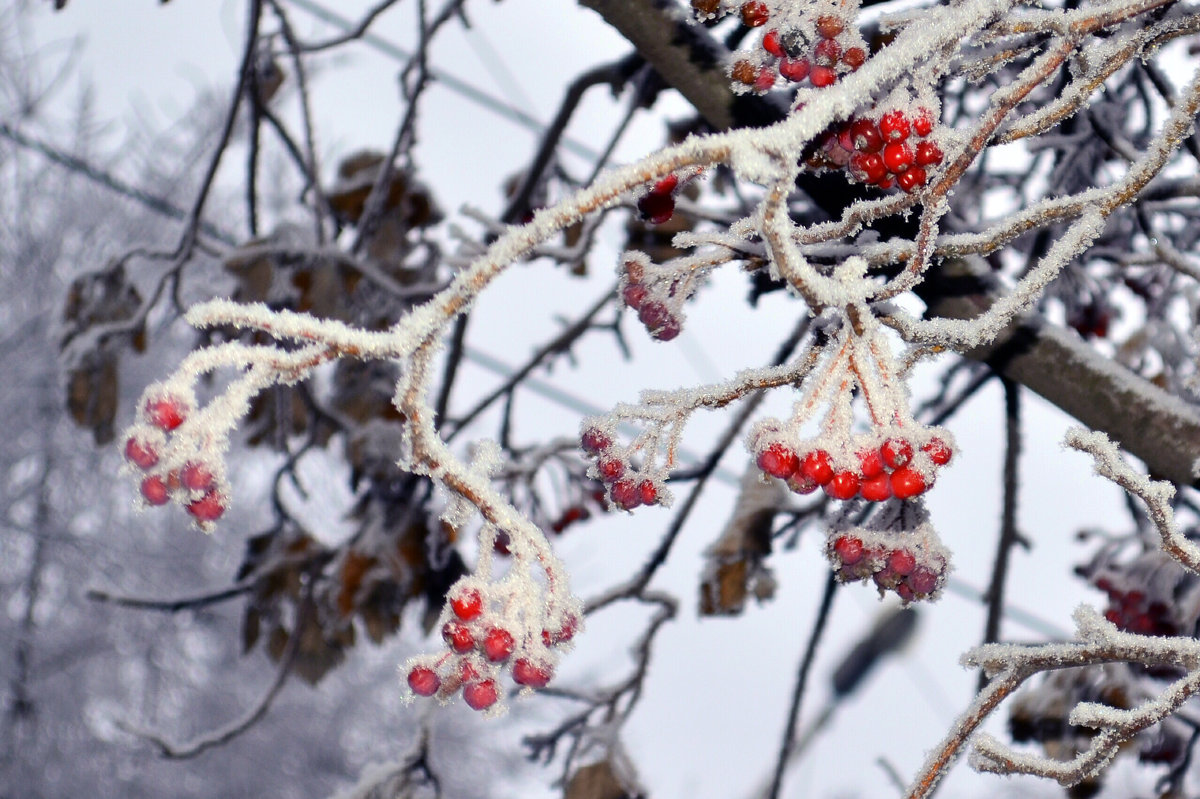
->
(810, 66, 836, 87)
(651, 315, 682, 341)
(779, 57, 810, 82)
(913, 108, 935, 137)
(850, 152, 887, 184)
(740, 1, 769, 27)
(833, 535, 864, 565)
(598, 457, 626, 483)
(622, 283, 648, 309)
(762, 30, 785, 57)
(881, 438, 913, 468)
(181, 462, 214, 492)
(824, 471, 861, 500)
(638, 299, 671, 333)
(915, 140, 944, 167)
(638, 480, 658, 506)
(815, 14, 844, 38)
(883, 142, 914, 174)
(732, 60, 757, 85)
(897, 166, 927, 192)
(186, 490, 225, 522)
(813, 38, 841, 66)
(842, 47, 866, 70)
(581, 428, 612, 454)
(754, 66, 776, 92)
(889, 549, 917, 576)
(610, 479, 642, 510)
(483, 627, 515, 662)
(849, 119, 883, 153)
(408, 666, 440, 696)
(654, 174, 678, 195)
(879, 111, 911, 142)
(463, 679, 499, 710)
(452, 588, 484, 621)
(542, 614, 578, 647)
(442, 621, 475, 653)
(908, 567, 939, 595)
(513, 658, 553, 688)
(801, 450, 835, 485)
(637, 191, 675, 224)
(145, 396, 187, 431)
(860, 473, 892, 502)
(140, 475, 169, 506)
(758, 442, 799, 479)
(890, 466, 927, 499)
(858, 449, 885, 479)
(124, 437, 159, 470)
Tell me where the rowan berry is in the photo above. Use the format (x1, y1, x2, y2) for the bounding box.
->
(787, 474, 819, 495)
(913, 108, 935, 137)
(850, 152, 887, 184)
(125, 437, 159, 470)
(654, 174, 678, 195)
(908, 567, 939, 595)
(692, 0, 720, 13)
(889, 549, 916, 576)
(757, 442, 799, 479)
(181, 462, 215, 492)
(753, 66, 776, 92)
(813, 38, 841, 66)
(880, 438, 913, 468)
(463, 679, 499, 710)
(638, 300, 671, 333)
(408, 666, 441, 696)
(452, 587, 484, 621)
(762, 30, 785, 58)
(779, 57, 810, 82)
(740, 1, 769, 27)
(187, 490, 225, 522)
(145, 395, 187, 431)
(897, 166, 927, 192)
(800, 450, 835, 485)
(809, 66, 836, 87)
(824, 471, 860, 500)
(858, 449, 885, 479)
(621, 283, 648, 310)
(815, 15, 844, 38)
(652, 315, 682, 342)
(732, 60, 757, 85)
(848, 119, 883, 153)
(882, 142, 914, 174)
(598, 456, 625, 482)
(914, 140, 944, 167)
(581, 428, 612, 454)
(922, 437, 952, 465)
(879, 111, 911, 142)
(638, 480, 658, 506)
(890, 466, 927, 499)
(442, 621, 475, 653)
(513, 658, 553, 688)
(842, 47, 866, 70)
(859, 473, 892, 502)
(610, 479, 642, 510)
(542, 614, 578, 646)
(637, 190, 675, 224)
(140, 475, 170, 506)
(483, 627, 515, 662)
(833, 535, 864, 565)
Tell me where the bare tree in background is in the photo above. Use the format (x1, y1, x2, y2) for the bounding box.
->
(14, 0, 1200, 797)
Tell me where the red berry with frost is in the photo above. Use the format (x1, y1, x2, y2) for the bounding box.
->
(442, 621, 475, 653)
(141, 475, 170, 506)
(598, 457, 625, 483)
(849, 119, 883, 153)
(890, 466, 927, 499)
(779, 57, 810, 82)
(833, 535, 864, 565)
(813, 38, 841, 66)
(787, 474, 819, 494)
(801, 450, 835, 485)
(651, 315, 681, 341)
(858, 449, 885, 479)
(908, 567, 939, 595)
(860, 473, 892, 502)
(654, 174, 678, 194)
(452, 587, 484, 621)
(125, 437, 159, 470)
(842, 47, 866, 70)
(889, 549, 917, 576)
(181, 462, 215, 492)
(815, 14, 845, 38)
(883, 142, 913, 174)
(638, 300, 671, 333)
(754, 66, 776, 92)
(408, 666, 441, 696)
(483, 627, 515, 662)
(610, 479, 642, 510)
(622, 283, 648, 310)
(740, 1, 769, 27)
(513, 658, 553, 688)
(923, 437, 953, 465)
(809, 66, 836, 87)
(581, 428, 611, 454)
(915, 140, 944, 167)
(463, 679, 499, 711)
(187, 490, 225, 522)
(824, 471, 860, 500)
(762, 30, 785, 57)
(637, 191, 675, 224)
(877, 175, 895, 190)
(913, 108, 935, 137)
(638, 480, 658, 506)
(850, 152, 887, 185)
(757, 442, 799, 479)
(897, 166, 927, 192)
(145, 396, 187, 431)
(881, 438, 913, 468)
(879, 111, 911, 142)
(542, 614, 578, 647)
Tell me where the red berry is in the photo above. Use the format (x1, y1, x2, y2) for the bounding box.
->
(824, 471, 860, 500)
(638, 480, 658, 506)
(124, 437, 159, 470)
(813, 38, 841, 66)
(908, 567, 939, 595)
(815, 14, 844, 38)
(181, 462, 214, 491)
(186, 490, 225, 522)
(897, 166, 927, 192)
(889, 549, 917, 576)
(850, 152, 887, 185)
(140, 475, 170, 506)
(882, 142, 914, 174)
(842, 47, 866, 70)
(513, 658, 553, 688)
(786, 474, 819, 494)
(598, 456, 625, 483)
(610, 479, 642, 510)
(890, 466, 927, 499)
(801, 450, 834, 485)
(408, 666, 440, 696)
(483, 627, 515, 662)
(779, 57, 810, 82)
(809, 66, 836, 87)
(913, 108, 935, 137)
(638, 299, 672, 333)
(915, 140, 943, 167)
(654, 174, 679, 194)
(651, 315, 682, 341)
(451, 588, 484, 621)
(879, 111, 911, 142)
(581, 428, 611, 454)
(621, 283, 648, 310)
(442, 621, 475, 653)
(833, 535, 864, 565)
(858, 449, 885, 479)
(463, 679, 499, 711)
(757, 442, 799, 479)
(637, 191, 675, 224)
(753, 66, 776, 93)
(145, 396, 187, 431)
(848, 119, 883, 153)
(740, 1, 769, 27)
(877, 175, 895, 190)
(881, 438, 913, 468)
(923, 437, 952, 465)
(859, 473, 892, 502)
(542, 614, 578, 646)
(762, 30, 785, 57)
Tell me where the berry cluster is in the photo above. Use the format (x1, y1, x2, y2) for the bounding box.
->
(124, 390, 226, 523)
(406, 583, 577, 711)
(813, 109, 945, 193)
(755, 429, 953, 503)
(1097, 579, 1180, 638)
(620, 251, 685, 342)
(728, 6, 868, 93)
(580, 424, 664, 511)
(824, 506, 949, 604)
